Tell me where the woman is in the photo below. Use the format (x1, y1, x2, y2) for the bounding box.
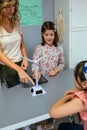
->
(0, 0, 34, 86)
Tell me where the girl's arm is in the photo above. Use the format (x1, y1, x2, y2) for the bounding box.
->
(48, 46, 65, 76)
(48, 67, 60, 76)
(49, 94, 84, 119)
(57, 46, 65, 71)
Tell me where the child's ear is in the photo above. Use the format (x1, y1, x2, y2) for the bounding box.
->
(85, 81, 87, 87)
(82, 81, 87, 89)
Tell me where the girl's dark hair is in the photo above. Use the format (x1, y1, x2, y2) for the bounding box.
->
(41, 21, 59, 47)
(0, 0, 2, 3)
(74, 60, 87, 84)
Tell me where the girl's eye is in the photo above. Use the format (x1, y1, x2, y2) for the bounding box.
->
(45, 34, 48, 36)
(50, 34, 54, 36)
(44, 34, 54, 36)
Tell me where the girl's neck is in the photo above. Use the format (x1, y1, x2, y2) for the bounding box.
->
(45, 43, 53, 48)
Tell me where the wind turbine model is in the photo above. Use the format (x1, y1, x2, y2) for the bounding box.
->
(23, 57, 46, 96)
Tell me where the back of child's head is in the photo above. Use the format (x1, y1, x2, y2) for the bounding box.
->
(74, 60, 87, 85)
(41, 21, 59, 46)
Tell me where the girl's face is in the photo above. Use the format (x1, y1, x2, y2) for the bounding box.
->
(42, 30, 55, 46)
(4, 1, 16, 19)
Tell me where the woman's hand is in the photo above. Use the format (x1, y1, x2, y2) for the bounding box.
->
(18, 68, 35, 85)
(48, 67, 60, 76)
(21, 59, 29, 70)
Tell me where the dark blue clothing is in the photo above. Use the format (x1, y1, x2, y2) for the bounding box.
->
(58, 122, 83, 130)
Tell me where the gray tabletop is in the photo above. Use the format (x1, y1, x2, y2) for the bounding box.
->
(0, 69, 74, 130)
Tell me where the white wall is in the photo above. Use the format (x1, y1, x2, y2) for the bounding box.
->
(69, 0, 87, 68)
(54, 0, 70, 68)
(54, 0, 87, 69)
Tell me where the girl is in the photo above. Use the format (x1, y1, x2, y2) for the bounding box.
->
(32, 21, 65, 79)
(32, 21, 65, 130)
(50, 60, 87, 130)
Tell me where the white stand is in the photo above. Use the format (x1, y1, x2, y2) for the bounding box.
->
(31, 85, 46, 96)
(23, 57, 46, 96)
(30, 65, 46, 96)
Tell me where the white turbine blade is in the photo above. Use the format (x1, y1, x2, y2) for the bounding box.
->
(23, 57, 38, 65)
(23, 56, 46, 64)
(23, 57, 34, 63)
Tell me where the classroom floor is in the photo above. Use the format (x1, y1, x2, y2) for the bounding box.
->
(32, 117, 73, 130)
(17, 114, 79, 130)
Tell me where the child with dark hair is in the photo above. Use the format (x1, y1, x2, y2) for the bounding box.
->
(32, 21, 65, 80)
(50, 60, 87, 130)
(32, 21, 65, 130)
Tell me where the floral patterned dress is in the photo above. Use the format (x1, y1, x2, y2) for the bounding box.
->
(32, 44, 65, 74)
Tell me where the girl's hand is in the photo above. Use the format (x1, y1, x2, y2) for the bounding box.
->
(32, 71, 41, 80)
(64, 88, 78, 95)
(21, 60, 29, 70)
(48, 67, 60, 76)
(64, 93, 74, 101)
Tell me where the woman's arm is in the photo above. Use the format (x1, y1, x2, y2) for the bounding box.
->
(0, 44, 34, 84)
(20, 35, 29, 70)
(49, 94, 84, 119)
(20, 35, 28, 58)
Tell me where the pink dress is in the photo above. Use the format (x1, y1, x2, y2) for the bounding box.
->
(74, 91, 87, 130)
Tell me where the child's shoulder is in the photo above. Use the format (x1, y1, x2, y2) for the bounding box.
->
(36, 44, 42, 48)
(74, 90, 87, 101)
(35, 44, 44, 51)
(57, 44, 64, 50)
(58, 44, 63, 48)
(36, 44, 45, 48)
